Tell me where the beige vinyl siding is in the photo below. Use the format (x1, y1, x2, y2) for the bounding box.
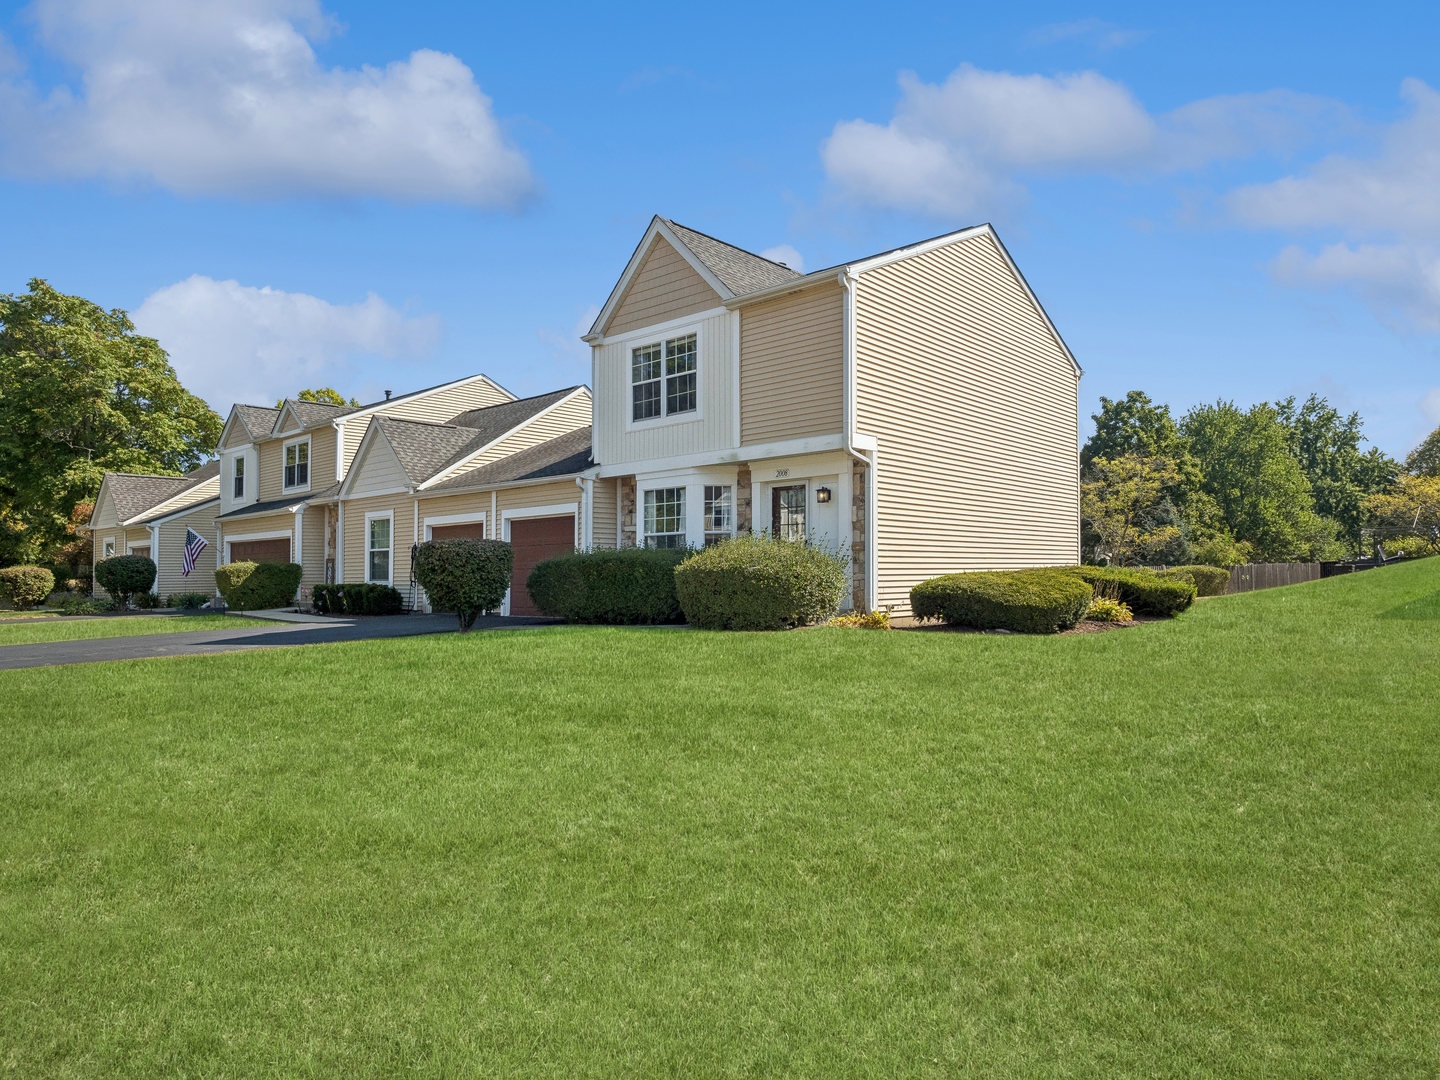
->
(440, 392, 592, 480)
(143, 478, 220, 523)
(593, 309, 737, 466)
(591, 478, 618, 549)
(606, 236, 723, 337)
(90, 487, 119, 529)
(855, 232, 1080, 614)
(498, 481, 581, 542)
(219, 511, 295, 563)
(257, 428, 337, 502)
(299, 506, 327, 589)
(339, 378, 516, 474)
(342, 493, 416, 591)
(739, 283, 845, 445)
(153, 504, 219, 599)
(416, 490, 491, 539)
(347, 432, 411, 494)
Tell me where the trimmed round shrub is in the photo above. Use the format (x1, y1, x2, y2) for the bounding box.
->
(674, 536, 847, 631)
(529, 547, 687, 624)
(1158, 565, 1231, 597)
(94, 555, 156, 608)
(414, 538, 512, 631)
(0, 565, 56, 610)
(911, 568, 1092, 634)
(215, 561, 304, 611)
(1072, 566, 1196, 616)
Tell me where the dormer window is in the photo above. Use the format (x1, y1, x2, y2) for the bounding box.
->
(232, 456, 245, 499)
(632, 333, 696, 422)
(283, 438, 310, 490)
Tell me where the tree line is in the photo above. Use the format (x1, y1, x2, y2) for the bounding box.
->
(1081, 391, 1440, 566)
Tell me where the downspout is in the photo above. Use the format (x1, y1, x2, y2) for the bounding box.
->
(839, 269, 877, 612)
(576, 475, 593, 549)
(149, 524, 161, 596)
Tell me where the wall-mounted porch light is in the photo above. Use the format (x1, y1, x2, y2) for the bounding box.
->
(815, 486, 832, 504)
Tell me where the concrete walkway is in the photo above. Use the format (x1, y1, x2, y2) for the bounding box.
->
(0, 613, 560, 670)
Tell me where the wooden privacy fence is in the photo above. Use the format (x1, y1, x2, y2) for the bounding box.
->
(1226, 562, 1320, 593)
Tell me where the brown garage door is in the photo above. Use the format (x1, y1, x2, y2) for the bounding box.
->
(509, 515, 574, 616)
(230, 538, 291, 564)
(429, 521, 486, 541)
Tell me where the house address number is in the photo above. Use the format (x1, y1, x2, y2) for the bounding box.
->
(774, 469, 789, 477)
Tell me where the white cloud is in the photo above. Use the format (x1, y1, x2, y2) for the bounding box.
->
(1232, 80, 1440, 331)
(822, 64, 1343, 217)
(1027, 18, 1148, 51)
(0, 0, 534, 204)
(760, 244, 805, 272)
(133, 275, 441, 411)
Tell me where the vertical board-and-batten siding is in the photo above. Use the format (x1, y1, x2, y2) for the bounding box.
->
(592, 309, 737, 465)
(605, 235, 722, 337)
(855, 232, 1080, 613)
(441, 393, 592, 479)
(739, 283, 845, 444)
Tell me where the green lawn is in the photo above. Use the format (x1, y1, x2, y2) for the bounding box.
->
(1, 562, 1437, 1077)
(0, 613, 249, 646)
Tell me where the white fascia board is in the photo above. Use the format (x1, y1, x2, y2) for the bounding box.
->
(138, 496, 220, 528)
(594, 431, 876, 479)
(419, 470, 593, 501)
(217, 408, 261, 451)
(721, 269, 843, 310)
(336, 421, 390, 500)
(846, 223, 992, 275)
(343, 485, 412, 500)
(124, 480, 219, 526)
(415, 387, 592, 491)
(585, 218, 735, 342)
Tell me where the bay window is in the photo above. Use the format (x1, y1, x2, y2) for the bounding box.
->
(703, 485, 732, 546)
(643, 488, 685, 548)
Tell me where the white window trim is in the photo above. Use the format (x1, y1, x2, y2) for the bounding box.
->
(282, 435, 313, 494)
(232, 454, 246, 500)
(422, 511, 488, 540)
(364, 510, 395, 585)
(101, 538, 115, 559)
(125, 539, 150, 554)
(499, 502, 579, 616)
(635, 467, 739, 549)
(624, 323, 704, 433)
(640, 485, 688, 550)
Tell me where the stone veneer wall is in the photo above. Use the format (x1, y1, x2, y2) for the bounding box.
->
(736, 467, 752, 535)
(619, 475, 637, 548)
(851, 461, 868, 611)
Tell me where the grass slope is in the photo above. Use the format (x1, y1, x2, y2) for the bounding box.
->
(0, 614, 248, 646)
(1, 562, 1437, 1077)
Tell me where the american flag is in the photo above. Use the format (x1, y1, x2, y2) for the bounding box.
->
(182, 527, 209, 576)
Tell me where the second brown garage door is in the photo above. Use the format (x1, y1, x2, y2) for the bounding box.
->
(429, 521, 486, 541)
(229, 537, 290, 563)
(508, 515, 574, 616)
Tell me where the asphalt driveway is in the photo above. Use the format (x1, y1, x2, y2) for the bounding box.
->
(0, 613, 558, 670)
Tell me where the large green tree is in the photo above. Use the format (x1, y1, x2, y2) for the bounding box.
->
(1081, 391, 1192, 470)
(1181, 400, 1337, 562)
(277, 387, 361, 408)
(0, 279, 222, 564)
(1406, 424, 1440, 477)
(1275, 394, 1397, 546)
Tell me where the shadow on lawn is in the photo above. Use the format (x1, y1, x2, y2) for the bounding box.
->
(1377, 590, 1440, 620)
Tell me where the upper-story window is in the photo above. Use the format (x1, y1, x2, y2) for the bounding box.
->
(283, 438, 310, 490)
(232, 456, 245, 499)
(632, 333, 696, 422)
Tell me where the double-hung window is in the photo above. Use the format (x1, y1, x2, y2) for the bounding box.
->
(367, 517, 392, 583)
(632, 333, 696, 422)
(283, 440, 309, 490)
(703, 485, 732, 547)
(102, 538, 115, 559)
(643, 488, 685, 549)
(232, 456, 245, 499)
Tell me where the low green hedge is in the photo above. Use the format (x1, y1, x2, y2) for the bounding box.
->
(214, 561, 303, 611)
(528, 547, 688, 625)
(1072, 566, 1196, 616)
(0, 565, 55, 610)
(1158, 565, 1231, 597)
(312, 583, 404, 616)
(674, 536, 847, 630)
(911, 568, 1093, 634)
(167, 591, 212, 610)
(413, 538, 512, 631)
(94, 555, 156, 607)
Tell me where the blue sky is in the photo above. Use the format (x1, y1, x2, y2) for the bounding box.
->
(2, 0, 1438, 457)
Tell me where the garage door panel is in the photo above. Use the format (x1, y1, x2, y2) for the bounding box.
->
(429, 522, 486, 541)
(508, 515, 574, 617)
(229, 538, 291, 564)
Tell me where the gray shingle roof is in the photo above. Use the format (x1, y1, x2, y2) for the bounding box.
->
(234, 404, 281, 440)
(185, 460, 221, 483)
(105, 474, 202, 522)
(425, 427, 593, 493)
(448, 387, 581, 437)
(283, 398, 357, 429)
(665, 220, 802, 295)
(371, 416, 486, 486)
(216, 495, 308, 521)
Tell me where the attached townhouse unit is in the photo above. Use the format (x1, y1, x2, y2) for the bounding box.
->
(89, 217, 1080, 617)
(87, 462, 221, 598)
